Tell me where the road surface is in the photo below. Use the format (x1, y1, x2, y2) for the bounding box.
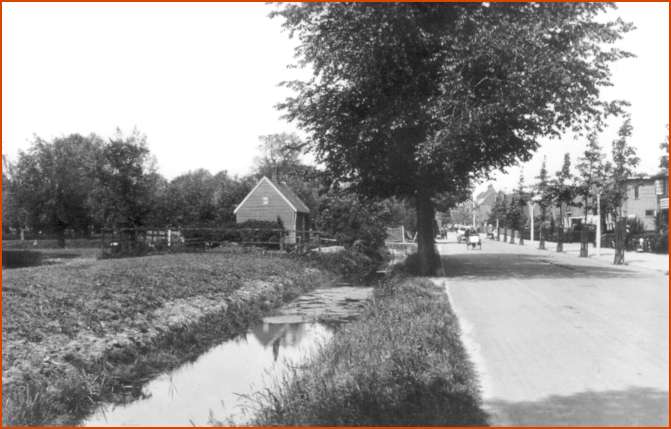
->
(435, 236, 668, 426)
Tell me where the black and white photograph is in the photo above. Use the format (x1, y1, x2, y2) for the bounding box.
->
(2, 2, 669, 426)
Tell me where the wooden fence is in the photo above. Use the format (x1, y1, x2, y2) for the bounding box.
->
(100, 226, 337, 258)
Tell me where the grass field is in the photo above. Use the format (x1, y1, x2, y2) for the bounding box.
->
(2, 250, 337, 425)
(248, 276, 487, 426)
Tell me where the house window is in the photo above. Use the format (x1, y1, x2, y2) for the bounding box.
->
(645, 209, 655, 216)
(634, 185, 640, 200)
(262, 196, 269, 205)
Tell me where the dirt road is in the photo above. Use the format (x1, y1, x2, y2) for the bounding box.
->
(436, 237, 668, 426)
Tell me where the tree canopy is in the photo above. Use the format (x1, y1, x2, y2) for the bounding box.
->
(273, 2, 632, 274)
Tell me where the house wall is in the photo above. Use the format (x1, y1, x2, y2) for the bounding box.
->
(235, 180, 298, 243)
(624, 180, 659, 231)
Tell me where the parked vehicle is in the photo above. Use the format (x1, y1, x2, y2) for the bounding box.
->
(465, 229, 482, 250)
(456, 229, 466, 243)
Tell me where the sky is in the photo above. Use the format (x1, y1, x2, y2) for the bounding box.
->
(3, 2, 669, 195)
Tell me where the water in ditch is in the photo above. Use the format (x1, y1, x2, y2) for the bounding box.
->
(82, 285, 372, 426)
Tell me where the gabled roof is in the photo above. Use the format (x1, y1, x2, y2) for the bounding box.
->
(234, 176, 310, 214)
(275, 181, 310, 213)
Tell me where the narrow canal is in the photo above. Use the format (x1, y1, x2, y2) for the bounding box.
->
(83, 285, 373, 426)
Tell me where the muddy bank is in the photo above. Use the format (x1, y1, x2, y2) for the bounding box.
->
(2, 252, 337, 426)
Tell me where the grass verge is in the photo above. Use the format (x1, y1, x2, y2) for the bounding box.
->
(248, 276, 488, 426)
(2, 250, 337, 426)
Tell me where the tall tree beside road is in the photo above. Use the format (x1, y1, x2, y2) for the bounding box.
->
(576, 132, 609, 256)
(11, 134, 101, 247)
(609, 117, 640, 264)
(273, 3, 632, 274)
(550, 153, 578, 253)
(535, 157, 551, 250)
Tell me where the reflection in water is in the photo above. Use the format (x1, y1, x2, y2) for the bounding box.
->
(83, 322, 331, 427)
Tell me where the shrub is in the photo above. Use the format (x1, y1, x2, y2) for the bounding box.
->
(316, 193, 387, 258)
(305, 248, 382, 283)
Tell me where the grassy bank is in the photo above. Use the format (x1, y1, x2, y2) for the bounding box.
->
(248, 276, 487, 426)
(2, 250, 337, 426)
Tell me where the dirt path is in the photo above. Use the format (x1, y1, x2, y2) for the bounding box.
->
(436, 238, 668, 426)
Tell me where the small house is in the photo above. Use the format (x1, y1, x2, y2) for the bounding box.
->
(234, 176, 310, 244)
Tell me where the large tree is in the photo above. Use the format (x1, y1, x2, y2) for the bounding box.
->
(89, 129, 163, 230)
(12, 134, 101, 246)
(273, 3, 631, 274)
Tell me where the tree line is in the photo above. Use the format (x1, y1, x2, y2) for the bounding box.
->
(2, 130, 417, 253)
(488, 117, 667, 259)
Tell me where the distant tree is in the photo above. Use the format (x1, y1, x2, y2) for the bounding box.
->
(255, 133, 305, 181)
(163, 169, 218, 226)
(213, 172, 257, 224)
(576, 133, 608, 221)
(89, 129, 162, 230)
(576, 132, 609, 256)
(609, 117, 640, 264)
(379, 197, 417, 236)
(254, 133, 325, 220)
(549, 153, 578, 252)
(450, 202, 474, 226)
(12, 134, 101, 246)
(2, 155, 21, 233)
(509, 171, 528, 244)
(660, 126, 669, 176)
(535, 157, 551, 249)
(273, 3, 632, 275)
(488, 191, 508, 241)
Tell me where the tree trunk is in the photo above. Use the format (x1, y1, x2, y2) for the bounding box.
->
(580, 196, 588, 257)
(579, 228, 589, 257)
(614, 217, 626, 265)
(509, 229, 515, 244)
(557, 204, 564, 252)
(503, 227, 507, 242)
(416, 193, 438, 276)
(519, 229, 524, 245)
(539, 208, 546, 250)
